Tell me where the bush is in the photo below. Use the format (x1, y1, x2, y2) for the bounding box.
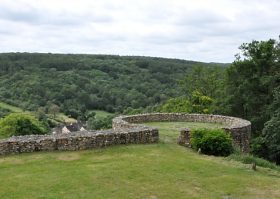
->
(250, 136, 268, 158)
(0, 107, 11, 118)
(0, 113, 48, 139)
(262, 112, 280, 164)
(190, 128, 233, 156)
(87, 115, 115, 130)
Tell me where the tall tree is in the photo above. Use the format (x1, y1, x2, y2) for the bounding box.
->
(225, 38, 280, 134)
(49, 104, 60, 119)
(179, 65, 225, 99)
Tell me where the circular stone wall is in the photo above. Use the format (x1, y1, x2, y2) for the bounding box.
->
(113, 113, 251, 153)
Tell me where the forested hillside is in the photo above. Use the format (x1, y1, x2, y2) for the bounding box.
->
(0, 37, 279, 165)
(0, 53, 221, 115)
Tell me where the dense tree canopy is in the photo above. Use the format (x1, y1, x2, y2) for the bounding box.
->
(0, 53, 219, 118)
(225, 39, 280, 134)
(262, 112, 280, 164)
(224, 38, 280, 164)
(157, 91, 214, 114)
(0, 39, 279, 164)
(179, 65, 225, 99)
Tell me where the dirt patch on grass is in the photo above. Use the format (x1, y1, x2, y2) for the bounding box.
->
(0, 157, 24, 164)
(56, 153, 81, 161)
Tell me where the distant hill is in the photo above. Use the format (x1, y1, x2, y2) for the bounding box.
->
(0, 53, 226, 116)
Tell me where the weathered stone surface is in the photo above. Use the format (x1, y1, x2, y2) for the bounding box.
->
(177, 128, 191, 147)
(113, 113, 251, 153)
(0, 128, 159, 155)
(0, 113, 250, 155)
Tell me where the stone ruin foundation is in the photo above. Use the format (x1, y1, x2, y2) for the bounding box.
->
(0, 113, 251, 155)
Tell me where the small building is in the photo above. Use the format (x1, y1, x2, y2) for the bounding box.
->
(52, 122, 86, 134)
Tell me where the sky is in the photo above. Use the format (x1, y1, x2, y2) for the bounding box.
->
(0, 0, 280, 63)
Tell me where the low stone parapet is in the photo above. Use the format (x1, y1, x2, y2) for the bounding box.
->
(177, 128, 191, 147)
(0, 127, 159, 156)
(113, 113, 251, 153)
(0, 113, 251, 155)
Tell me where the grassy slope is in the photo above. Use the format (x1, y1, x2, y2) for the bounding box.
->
(93, 110, 114, 119)
(54, 113, 77, 123)
(0, 122, 279, 199)
(0, 102, 112, 123)
(0, 102, 24, 112)
(0, 101, 77, 123)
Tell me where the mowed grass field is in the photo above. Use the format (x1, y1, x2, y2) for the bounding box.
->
(0, 122, 280, 199)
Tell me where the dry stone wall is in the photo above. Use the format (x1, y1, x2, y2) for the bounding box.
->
(0, 127, 159, 155)
(177, 128, 191, 148)
(113, 113, 251, 153)
(0, 113, 251, 156)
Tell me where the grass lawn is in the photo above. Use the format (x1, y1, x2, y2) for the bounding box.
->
(144, 121, 225, 142)
(0, 102, 24, 112)
(94, 110, 114, 119)
(0, 122, 279, 199)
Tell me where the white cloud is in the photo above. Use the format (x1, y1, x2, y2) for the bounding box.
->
(0, 0, 280, 62)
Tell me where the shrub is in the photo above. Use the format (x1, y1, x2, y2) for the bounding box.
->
(0, 107, 11, 118)
(262, 112, 280, 164)
(87, 115, 115, 130)
(159, 97, 192, 113)
(250, 136, 268, 158)
(0, 113, 48, 139)
(190, 128, 233, 156)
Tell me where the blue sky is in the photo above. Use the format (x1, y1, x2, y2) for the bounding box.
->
(0, 0, 280, 62)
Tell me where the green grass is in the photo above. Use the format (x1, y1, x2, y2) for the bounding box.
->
(0, 122, 279, 199)
(0, 102, 24, 112)
(93, 110, 114, 118)
(54, 113, 77, 123)
(227, 153, 280, 171)
(0, 102, 111, 123)
(144, 121, 225, 143)
(0, 101, 76, 123)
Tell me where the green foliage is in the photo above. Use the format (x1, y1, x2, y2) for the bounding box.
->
(157, 91, 214, 114)
(227, 153, 280, 171)
(0, 101, 23, 112)
(36, 107, 47, 121)
(0, 53, 215, 115)
(190, 90, 213, 113)
(179, 65, 226, 99)
(87, 115, 115, 130)
(123, 107, 146, 115)
(0, 107, 11, 118)
(224, 38, 280, 163)
(0, 113, 48, 138)
(159, 97, 192, 113)
(190, 128, 233, 156)
(250, 136, 268, 158)
(262, 112, 280, 164)
(93, 110, 112, 118)
(225, 38, 280, 134)
(179, 65, 226, 114)
(48, 104, 60, 119)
